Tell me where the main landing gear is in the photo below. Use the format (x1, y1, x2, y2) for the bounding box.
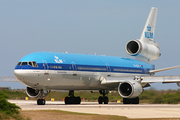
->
(65, 90, 81, 104)
(98, 90, 109, 104)
(123, 97, 139, 104)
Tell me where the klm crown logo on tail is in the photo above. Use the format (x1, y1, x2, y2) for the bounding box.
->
(147, 25, 151, 31)
(144, 24, 153, 39)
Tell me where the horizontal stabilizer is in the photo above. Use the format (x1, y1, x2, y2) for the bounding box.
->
(0, 77, 19, 82)
(149, 65, 180, 73)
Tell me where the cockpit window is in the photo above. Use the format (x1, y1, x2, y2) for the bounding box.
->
(22, 62, 28, 66)
(17, 62, 21, 66)
(32, 61, 38, 67)
(17, 61, 38, 67)
(29, 62, 32, 66)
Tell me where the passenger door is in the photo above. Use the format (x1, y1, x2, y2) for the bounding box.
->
(43, 60, 49, 75)
(72, 61, 77, 76)
(106, 63, 111, 76)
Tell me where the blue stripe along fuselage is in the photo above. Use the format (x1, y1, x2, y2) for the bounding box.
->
(14, 52, 155, 74)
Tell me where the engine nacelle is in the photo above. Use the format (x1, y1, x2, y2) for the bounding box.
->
(118, 81, 143, 98)
(26, 87, 50, 98)
(126, 39, 161, 61)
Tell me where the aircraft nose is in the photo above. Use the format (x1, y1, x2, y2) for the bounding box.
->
(14, 70, 24, 81)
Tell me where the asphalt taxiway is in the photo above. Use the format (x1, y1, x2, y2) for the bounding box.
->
(8, 100, 180, 118)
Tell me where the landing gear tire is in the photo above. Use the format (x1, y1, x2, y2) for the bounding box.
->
(131, 97, 139, 104)
(123, 97, 139, 104)
(65, 90, 81, 104)
(65, 97, 81, 104)
(98, 96, 109, 104)
(104, 96, 109, 104)
(76, 96, 81, 104)
(98, 90, 109, 104)
(65, 97, 71, 104)
(98, 96, 103, 104)
(37, 99, 46, 105)
(123, 98, 130, 104)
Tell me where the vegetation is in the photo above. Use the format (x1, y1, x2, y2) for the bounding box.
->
(1, 89, 180, 119)
(1, 88, 180, 104)
(21, 110, 129, 120)
(0, 91, 23, 120)
(140, 89, 180, 104)
(21, 110, 180, 120)
(0, 89, 27, 100)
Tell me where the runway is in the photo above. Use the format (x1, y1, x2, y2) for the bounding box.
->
(9, 100, 180, 118)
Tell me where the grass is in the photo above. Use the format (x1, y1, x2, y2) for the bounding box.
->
(1, 89, 180, 120)
(20, 110, 180, 120)
(1, 89, 180, 104)
(0, 89, 27, 100)
(20, 110, 130, 120)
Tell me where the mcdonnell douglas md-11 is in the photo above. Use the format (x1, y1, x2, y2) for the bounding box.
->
(14, 7, 180, 105)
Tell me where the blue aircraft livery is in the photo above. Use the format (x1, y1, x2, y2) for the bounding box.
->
(15, 52, 154, 74)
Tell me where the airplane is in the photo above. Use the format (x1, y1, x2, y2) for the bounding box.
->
(14, 7, 180, 105)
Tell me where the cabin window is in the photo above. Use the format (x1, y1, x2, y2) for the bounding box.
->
(50, 65, 62, 69)
(113, 68, 142, 73)
(58, 66, 62, 69)
(77, 67, 106, 71)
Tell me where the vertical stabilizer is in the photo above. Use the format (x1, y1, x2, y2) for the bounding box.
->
(140, 7, 158, 42)
(126, 7, 160, 62)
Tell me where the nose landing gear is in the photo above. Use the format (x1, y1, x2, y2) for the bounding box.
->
(36, 89, 50, 105)
(37, 98, 46, 105)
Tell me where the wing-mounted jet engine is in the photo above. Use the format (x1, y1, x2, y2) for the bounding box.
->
(26, 87, 50, 98)
(26, 87, 50, 105)
(118, 80, 143, 104)
(118, 80, 143, 99)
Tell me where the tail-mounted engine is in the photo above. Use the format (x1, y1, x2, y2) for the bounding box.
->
(126, 39, 161, 61)
(26, 87, 50, 98)
(118, 81, 143, 98)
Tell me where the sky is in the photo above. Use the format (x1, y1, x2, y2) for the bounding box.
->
(0, 1, 180, 90)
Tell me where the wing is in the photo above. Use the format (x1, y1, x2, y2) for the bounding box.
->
(100, 76, 180, 87)
(100, 65, 180, 87)
(0, 77, 19, 82)
(140, 76, 180, 83)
